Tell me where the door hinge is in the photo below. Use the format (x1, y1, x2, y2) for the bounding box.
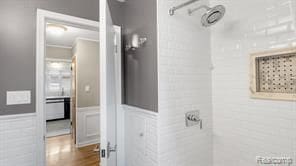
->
(107, 142, 117, 158)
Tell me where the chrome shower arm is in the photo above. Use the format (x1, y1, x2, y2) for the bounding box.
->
(169, 0, 200, 16)
(188, 5, 210, 15)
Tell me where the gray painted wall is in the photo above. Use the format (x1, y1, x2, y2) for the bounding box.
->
(108, 0, 158, 112)
(0, 0, 99, 115)
(123, 0, 158, 112)
(74, 39, 100, 108)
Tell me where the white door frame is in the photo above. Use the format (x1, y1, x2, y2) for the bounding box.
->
(114, 26, 125, 166)
(36, 9, 124, 166)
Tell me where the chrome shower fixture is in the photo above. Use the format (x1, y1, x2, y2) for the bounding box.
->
(188, 5, 210, 15)
(169, 0, 200, 16)
(188, 5, 226, 27)
(125, 33, 147, 51)
(169, 0, 226, 27)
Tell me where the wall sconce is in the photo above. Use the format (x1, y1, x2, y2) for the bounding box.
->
(125, 34, 147, 51)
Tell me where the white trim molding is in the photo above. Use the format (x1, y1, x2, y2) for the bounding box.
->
(46, 44, 73, 49)
(76, 37, 100, 43)
(72, 37, 99, 49)
(77, 139, 100, 148)
(45, 58, 72, 63)
(77, 106, 100, 112)
(122, 105, 158, 117)
(0, 112, 36, 120)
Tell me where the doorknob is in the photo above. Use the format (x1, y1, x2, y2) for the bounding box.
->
(107, 142, 117, 158)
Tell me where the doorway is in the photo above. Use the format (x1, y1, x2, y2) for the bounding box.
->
(45, 21, 101, 166)
(45, 13, 100, 166)
(36, 9, 123, 166)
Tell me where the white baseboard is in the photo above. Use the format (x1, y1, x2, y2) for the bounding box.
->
(47, 129, 71, 137)
(77, 138, 100, 148)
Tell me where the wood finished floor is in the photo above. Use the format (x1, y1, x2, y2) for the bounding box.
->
(46, 135, 100, 166)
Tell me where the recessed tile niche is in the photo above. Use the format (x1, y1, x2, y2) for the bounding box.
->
(250, 47, 296, 101)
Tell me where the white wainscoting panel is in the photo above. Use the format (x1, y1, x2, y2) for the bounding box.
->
(0, 113, 37, 166)
(123, 105, 158, 166)
(77, 106, 100, 147)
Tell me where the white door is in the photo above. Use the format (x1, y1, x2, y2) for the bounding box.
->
(100, 0, 118, 165)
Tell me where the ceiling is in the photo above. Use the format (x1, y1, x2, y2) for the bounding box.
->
(46, 24, 99, 48)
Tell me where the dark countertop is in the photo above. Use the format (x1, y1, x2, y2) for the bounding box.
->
(46, 96, 70, 100)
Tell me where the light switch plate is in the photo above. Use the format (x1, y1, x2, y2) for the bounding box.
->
(85, 85, 91, 93)
(6, 91, 31, 105)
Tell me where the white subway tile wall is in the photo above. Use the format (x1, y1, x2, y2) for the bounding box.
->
(157, 0, 213, 165)
(124, 106, 158, 166)
(0, 114, 37, 166)
(210, 0, 296, 165)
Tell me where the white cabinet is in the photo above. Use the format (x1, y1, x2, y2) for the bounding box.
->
(46, 100, 64, 120)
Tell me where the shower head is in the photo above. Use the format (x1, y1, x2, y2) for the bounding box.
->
(188, 5, 225, 27)
(202, 5, 225, 27)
